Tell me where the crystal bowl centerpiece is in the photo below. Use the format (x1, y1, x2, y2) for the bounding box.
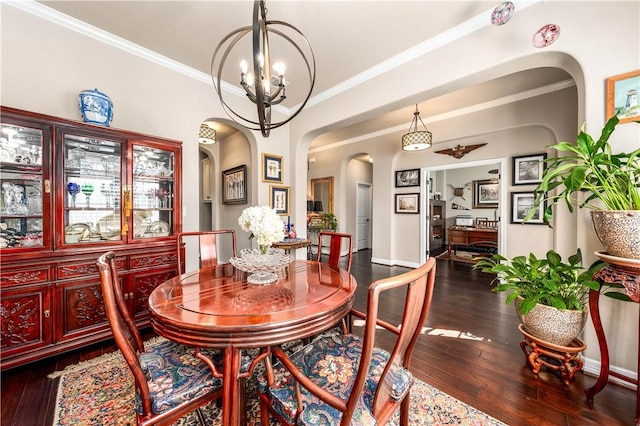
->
(230, 247, 294, 284)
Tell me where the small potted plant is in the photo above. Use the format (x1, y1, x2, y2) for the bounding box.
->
(321, 213, 338, 230)
(524, 115, 640, 259)
(473, 249, 605, 346)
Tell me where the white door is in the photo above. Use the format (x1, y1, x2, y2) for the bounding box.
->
(356, 183, 372, 251)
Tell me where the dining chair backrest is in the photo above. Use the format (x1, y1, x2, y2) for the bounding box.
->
(316, 231, 353, 273)
(97, 251, 158, 420)
(365, 256, 436, 420)
(176, 230, 237, 274)
(262, 257, 437, 425)
(96, 251, 221, 425)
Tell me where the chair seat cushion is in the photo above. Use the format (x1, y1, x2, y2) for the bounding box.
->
(258, 332, 413, 425)
(137, 339, 250, 415)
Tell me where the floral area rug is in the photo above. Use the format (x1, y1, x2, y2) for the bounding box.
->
(50, 337, 505, 426)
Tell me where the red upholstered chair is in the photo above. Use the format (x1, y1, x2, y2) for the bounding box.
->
(176, 230, 237, 274)
(96, 251, 223, 425)
(316, 231, 353, 273)
(258, 257, 437, 426)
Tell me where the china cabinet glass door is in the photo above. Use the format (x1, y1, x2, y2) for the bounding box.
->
(0, 121, 49, 250)
(131, 143, 175, 239)
(62, 133, 123, 245)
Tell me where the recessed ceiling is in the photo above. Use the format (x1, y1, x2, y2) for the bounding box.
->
(34, 1, 570, 147)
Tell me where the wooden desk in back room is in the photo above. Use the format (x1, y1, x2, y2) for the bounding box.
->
(447, 226, 498, 256)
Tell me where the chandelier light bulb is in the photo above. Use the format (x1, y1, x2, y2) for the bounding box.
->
(273, 62, 286, 76)
(240, 60, 248, 74)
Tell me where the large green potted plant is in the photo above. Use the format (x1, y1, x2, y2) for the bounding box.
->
(473, 249, 605, 346)
(524, 115, 640, 259)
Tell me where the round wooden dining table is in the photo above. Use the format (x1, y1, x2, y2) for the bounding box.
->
(148, 259, 357, 426)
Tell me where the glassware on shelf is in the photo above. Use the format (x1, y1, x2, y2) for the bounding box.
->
(155, 188, 170, 208)
(1, 182, 27, 215)
(100, 182, 117, 208)
(67, 182, 80, 208)
(81, 183, 94, 207)
(26, 182, 42, 215)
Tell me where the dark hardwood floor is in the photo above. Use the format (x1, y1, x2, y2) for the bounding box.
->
(1, 249, 635, 425)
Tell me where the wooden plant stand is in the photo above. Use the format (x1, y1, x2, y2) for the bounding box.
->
(518, 323, 587, 385)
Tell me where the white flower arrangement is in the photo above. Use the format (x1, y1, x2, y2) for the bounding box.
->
(238, 205, 286, 250)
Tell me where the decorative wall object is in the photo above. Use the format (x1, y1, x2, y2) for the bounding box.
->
(512, 153, 546, 185)
(532, 24, 560, 48)
(435, 143, 486, 159)
(395, 169, 420, 187)
(395, 193, 419, 214)
(222, 165, 247, 204)
(451, 203, 471, 211)
(78, 88, 113, 127)
(511, 192, 545, 224)
(606, 70, 640, 124)
(270, 185, 289, 215)
(491, 2, 515, 26)
(447, 183, 471, 201)
(262, 153, 283, 183)
(472, 179, 499, 209)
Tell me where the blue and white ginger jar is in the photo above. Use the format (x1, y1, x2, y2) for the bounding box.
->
(79, 88, 113, 127)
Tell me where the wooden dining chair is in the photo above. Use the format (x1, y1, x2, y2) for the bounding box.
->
(316, 231, 353, 273)
(258, 257, 437, 426)
(176, 230, 237, 274)
(96, 251, 223, 425)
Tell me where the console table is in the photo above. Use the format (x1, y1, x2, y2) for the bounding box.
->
(585, 252, 640, 426)
(447, 227, 498, 256)
(272, 238, 311, 255)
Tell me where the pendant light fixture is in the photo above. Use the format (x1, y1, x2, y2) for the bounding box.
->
(401, 104, 432, 151)
(198, 123, 216, 144)
(211, 0, 316, 137)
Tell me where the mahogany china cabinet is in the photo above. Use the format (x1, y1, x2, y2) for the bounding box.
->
(0, 106, 182, 369)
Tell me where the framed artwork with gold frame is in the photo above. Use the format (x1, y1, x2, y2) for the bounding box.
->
(269, 185, 289, 215)
(262, 153, 283, 183)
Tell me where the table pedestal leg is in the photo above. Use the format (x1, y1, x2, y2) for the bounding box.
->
(222, 345, 243, 426)
(585, 289, 611, 407)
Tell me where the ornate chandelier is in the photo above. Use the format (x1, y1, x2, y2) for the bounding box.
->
(401, 104, 432, 151)
(211, 0, 316, 137)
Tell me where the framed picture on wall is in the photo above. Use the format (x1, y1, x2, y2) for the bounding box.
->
(472, 179, 499, 209)
(395, 169, 420, 187)
(222, 165, 247, 204)
(262, 153, 283, 183)
(511, 191, 545, 224)
(606, 70, 640, 124)
(512, 153, 546, 185)
(270, 185, 290, 215)
(395, 193, 419, 214)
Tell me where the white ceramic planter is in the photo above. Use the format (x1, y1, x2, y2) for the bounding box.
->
(515, 298, 588, 347)
(591, 210, 640, 260)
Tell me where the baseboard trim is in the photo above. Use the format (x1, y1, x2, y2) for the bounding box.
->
(370, 257, 420, 268)
(583, 357, 638, 390)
